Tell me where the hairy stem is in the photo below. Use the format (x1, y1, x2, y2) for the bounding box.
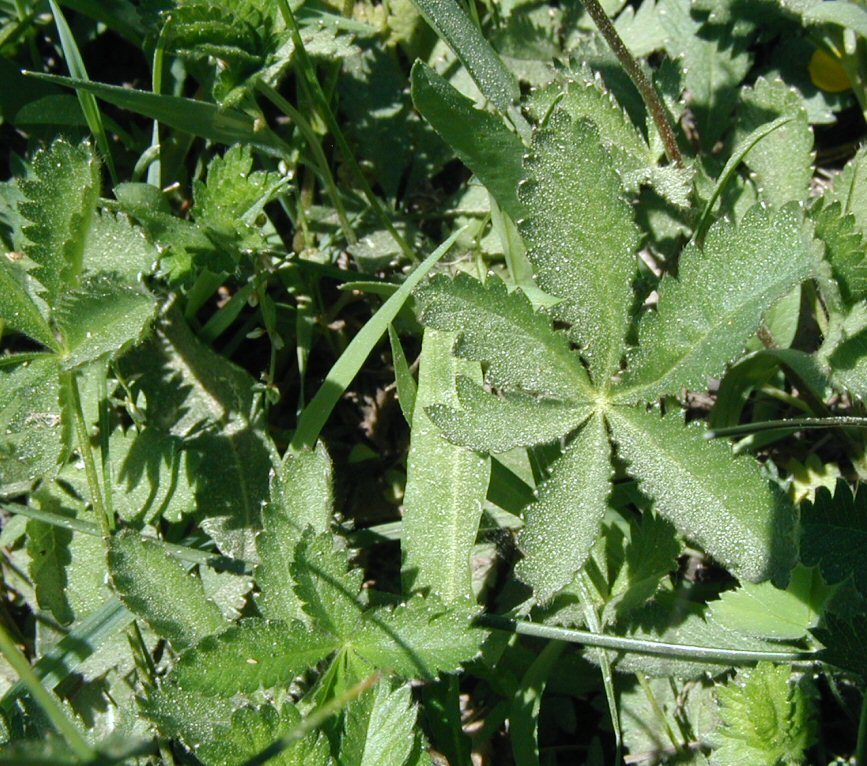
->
(580, 0, 683, 166)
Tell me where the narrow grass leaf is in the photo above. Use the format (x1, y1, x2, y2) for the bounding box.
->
(290, 228, 463, 453)
(409, 0, 519, 113)
(388, 324, 417, 424)
(402, 329, 490, 603)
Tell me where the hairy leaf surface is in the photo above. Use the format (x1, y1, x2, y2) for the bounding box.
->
(428, 376, 591, 453)
(17, 139, 100, 302)
(617, 203, 820, 401)
(108, 530, 226, 650)
(339, 683, 418, 766)
(402, 329, 490, 603)
(519, 111, 640, 384)
(415, 273, 591, 399)
(608, 407, 796, 584)
(516, 413, 612, 603)
(0, 257, 57, 350)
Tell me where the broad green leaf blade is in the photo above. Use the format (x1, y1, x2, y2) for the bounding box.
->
(25, 72, 287, 158)
(712, 663, 815, 765)
(291, 228, 463, 452)
(516, 413, 612, 603)
(411, 61, 525, 221)
(55, 273, 156, 370)
(428, 376, 591, 453)
(172, 619, 339, 696)
(409, 0, 519, 113)
(709, 565, 831, 641)
(607, 407, 797, 584)
(17, 138, 100, 303)
(415, 274, 592, 400)
(617, 203, 820, 402)
(519, 111, 640, 385)
(108, 530, 226, 650)
(291, 531, 364, 636)
(354, 596, 483, 679)
(257, 443, 333, 623)
(800, 480, 867, 597)
(0, 257, 58, 350)
(0, 355, 64, 493)
(402, 329, 490, 603)
(339, 682, 418, 766)
(737, 78, 813, 208)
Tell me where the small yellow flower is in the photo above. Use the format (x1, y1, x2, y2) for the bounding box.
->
(808, 48, 852, 93)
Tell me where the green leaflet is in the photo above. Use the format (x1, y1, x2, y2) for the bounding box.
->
(607, 407, 797, 585)
(402, 329, 490, 603)
(825, 145, 867, 241)
(411, 61, 525, 221)
(737, 77, 814, 208)
(428, 376, 591, 453)
(339, 683, 418, 766)
(55, 273, 156, 370)
(415, 273, 591, 400)
(711, 663, 815, 766)
(27, 512, 74, 626)
(813, 200, 867, 307)
(172, 618, 340, 695)
(108, 530, 226, 650)
(291, 532, 365, 636)
(0, 354, 65, 493)
(812, 613, 867, 680)
(516, 413, 612, 604)
(800, 480, 867, 598)
(17, 138, 100, 303)
(257, 443, 334, 623)
(709, 566, 831, 642)
(0, 257, 57, 351)
(616, 203, 821, 402)
(519, 111, 640, 385)
(82, 211, 163, 284)
(409, 0, 519, 114)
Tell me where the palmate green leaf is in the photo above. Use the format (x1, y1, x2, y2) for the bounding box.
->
(339, 683, 418, 766)
(709, 566, 831, 641)
(710, 663, 815, 766)
(737, 77, 814, 208)
(519, 110, 640, 385)
(108, 530, 226, 650)
(607, 407, 797, 584)
(0, 257, 58, 350)
(415, 274, 591, 400)
(402, 329, 490, 603)
(0, 354, 65, 494)
(17, 138, 100, 302)
(55, 273, 156, 370)
(428, 376, 592, 453)
(616, 203, 821, 402)
(800, 480, 867, 597)
(411, 61, 525, 221)
(257, 443, 334, 623)
(516, 413, 612, 603)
